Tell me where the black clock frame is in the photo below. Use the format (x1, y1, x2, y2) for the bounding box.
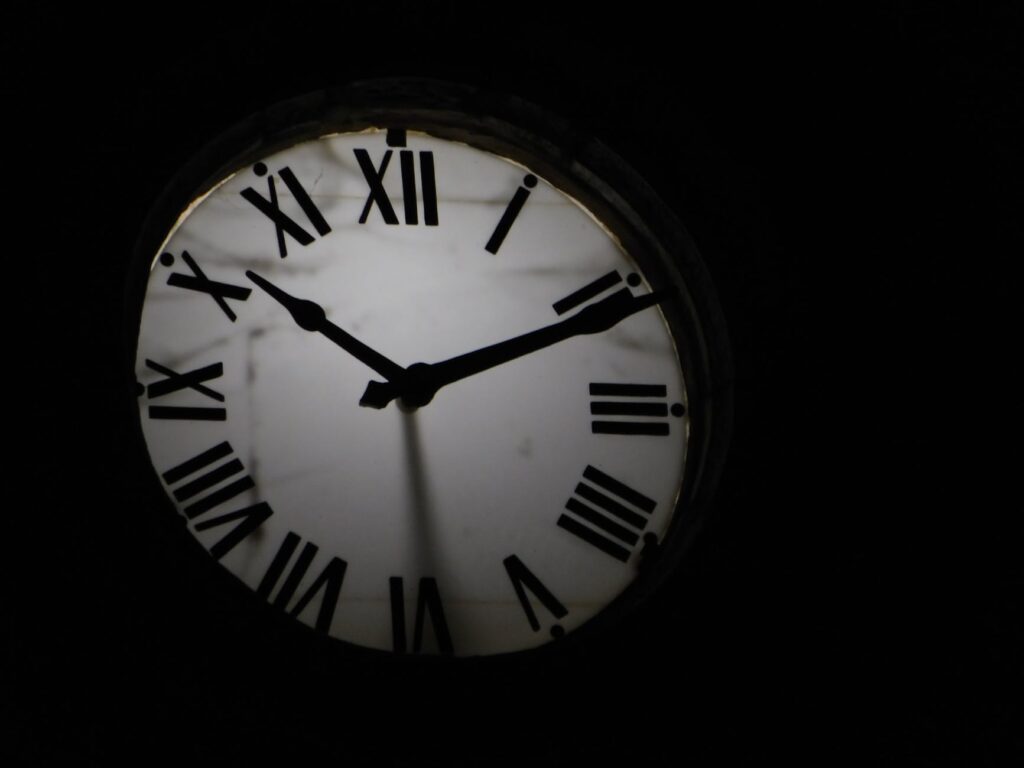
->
(124, 78, 734, 665)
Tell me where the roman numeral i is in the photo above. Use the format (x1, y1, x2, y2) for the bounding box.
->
(485, 174, 537, 254)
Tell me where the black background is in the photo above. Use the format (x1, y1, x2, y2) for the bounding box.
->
(9, 4, 1020, 764)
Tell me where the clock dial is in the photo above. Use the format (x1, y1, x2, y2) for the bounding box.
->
(134, 127, 696, 657)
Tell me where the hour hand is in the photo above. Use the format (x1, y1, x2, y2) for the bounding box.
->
(245, 270, 406, 382)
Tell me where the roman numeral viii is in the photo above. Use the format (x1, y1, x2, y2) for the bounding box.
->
(162, 445, 347, 635)
(557, 465, 656, 562)
(240, 163, 332, 258)
(161, 441, 271, 560)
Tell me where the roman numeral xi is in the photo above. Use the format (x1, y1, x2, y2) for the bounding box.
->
(241, 163, 332, 258)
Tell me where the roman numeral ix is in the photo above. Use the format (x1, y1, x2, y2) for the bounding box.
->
(161, 441, 271, 560)
(557, 465, 656, 563)
(355, 129, 438, 227)
(143, 359, 226, 421)
(241, 162, 332, 258)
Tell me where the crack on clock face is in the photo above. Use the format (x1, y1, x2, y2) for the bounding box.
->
(138, 337, 231, 372)
(604, 327, 673, 354)
(504, 265, 606, 278)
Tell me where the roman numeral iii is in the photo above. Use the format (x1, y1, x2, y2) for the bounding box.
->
(589, 382, 685, 436)
(557, 465, 656, 562)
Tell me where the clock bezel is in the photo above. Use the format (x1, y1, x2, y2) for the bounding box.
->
(124, 78, 734, 663)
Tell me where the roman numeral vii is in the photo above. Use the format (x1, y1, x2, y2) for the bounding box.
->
(256, 531, 348, 635)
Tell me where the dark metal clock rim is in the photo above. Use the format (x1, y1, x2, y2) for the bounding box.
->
(124, 78, 734, 664)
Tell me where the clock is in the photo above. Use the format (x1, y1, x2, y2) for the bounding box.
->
(127, 80, 732, 658)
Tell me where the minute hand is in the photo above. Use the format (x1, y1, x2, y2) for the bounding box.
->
(360, 287, 673, 409)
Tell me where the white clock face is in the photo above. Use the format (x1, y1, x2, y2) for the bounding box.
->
(134, 128, 690, 656)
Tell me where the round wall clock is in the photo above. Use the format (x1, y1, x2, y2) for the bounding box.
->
(127, 80, 732, 658)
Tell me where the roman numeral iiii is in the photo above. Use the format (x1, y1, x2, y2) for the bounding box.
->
(557, 465, 656, 562)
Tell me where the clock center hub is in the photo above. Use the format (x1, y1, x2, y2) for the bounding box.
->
(397, 362, 437, 410)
